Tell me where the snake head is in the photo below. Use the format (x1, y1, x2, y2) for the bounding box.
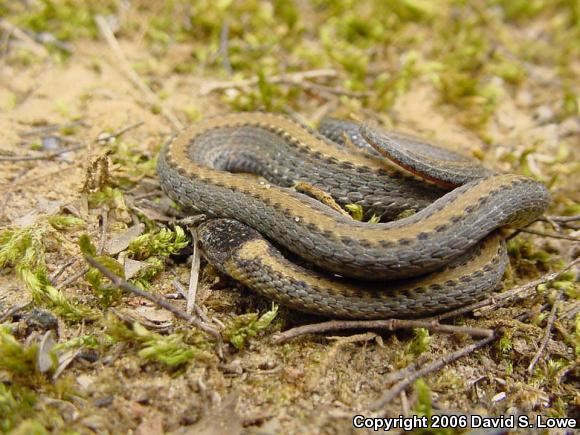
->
(197, 219, 261, 267)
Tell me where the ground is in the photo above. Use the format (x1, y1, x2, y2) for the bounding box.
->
(0, 1, 578, 434)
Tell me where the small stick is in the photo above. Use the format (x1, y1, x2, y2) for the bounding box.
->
(541, 215, 580, 230)
(218, 19, 232, 74)
(542, 215, 562, 232)
(97, 209, 109, 255)
(0, 19, 49, 58)
(187, 229, 201, 315)
(84, 255, 222, 344)
(18, 120, 89, 138)
(285, 80, 373, 98)
(50, 258, 78, 283)
(56, 266, 90, 290)
(94, 16, 183, 130)
(0, 302, 31, 323)
(382, 361, 421, 385)
(546, 215, 580, 223)
(400, 391, 410, 416)
(172, 279, 211, 324)
(517, 228, 580, 242)
(0, 144, 85, 162)
(97, 121, 145, 143)
(369, 335, 496, 411)
(273, 319, 494, 344)
(0, 165, 77, 192)
(200, 68, 338, 95)
(527, 292, 562, 374)
(434, 257, 579, 322)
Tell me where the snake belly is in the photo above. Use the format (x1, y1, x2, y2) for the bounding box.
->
(157, 112, 551, 318)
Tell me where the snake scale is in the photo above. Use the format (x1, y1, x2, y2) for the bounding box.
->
(157, 112, 550, 318)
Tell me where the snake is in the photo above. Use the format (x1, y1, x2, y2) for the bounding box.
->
(157, 112, 550, 319)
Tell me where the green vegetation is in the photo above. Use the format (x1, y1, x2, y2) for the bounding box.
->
(0, 217, 98, 321)
(224, 305, 279, 349)
(128, 226, 189, 259)
(105, 315, 210, 367)
(413, 378, 455, 435)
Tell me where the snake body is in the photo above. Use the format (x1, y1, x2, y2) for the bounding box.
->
(157, 112, 550, 318)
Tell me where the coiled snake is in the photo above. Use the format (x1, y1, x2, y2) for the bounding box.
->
(157, 113, 550, 318)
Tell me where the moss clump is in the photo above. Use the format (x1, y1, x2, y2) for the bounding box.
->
(0, 217, 97, 322)
(11, 0, 119, 42)
(224, 305, 279, 349)
(105, 316, 210, 368)
(128, 226, 189, 260)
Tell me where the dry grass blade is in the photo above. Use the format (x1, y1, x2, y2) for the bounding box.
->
(187, 229, 201, 315)
(94, 15, 183, 130)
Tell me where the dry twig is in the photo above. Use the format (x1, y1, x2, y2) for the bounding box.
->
(518, 228, 580, 242)
(56, 266, 90, 290)
(0, 19, 49, 58)
(84, 255, 223, 347)
(273, 319, 494, 344)
(434, 257, 579, 321)
(49, 258, 78, 283)
(18, 121, 89, 138)
(0, 144, 85, 162)
(369, 334, 496, 411)
(96, 121, 145, 144)
(200, 68, 338, 95)
(527, 291, 562, 374)
(546, 215, 580, 223)
(0, 302, 32, 323)
(0, 165, 79, 192)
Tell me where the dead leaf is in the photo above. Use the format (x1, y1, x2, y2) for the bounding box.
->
(106, 224, 144, 255)
(37, 330, 55, 373)
(14, 209, 39, 228)
(134, 306, 174, 324)
(37, 198, 63, 215)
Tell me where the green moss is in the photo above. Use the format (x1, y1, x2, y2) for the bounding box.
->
(224, 304, 279, 349)
(409, 328, 430, 357)
(128, 226, 189, 260)
(507, 238, 553, 276)
(0, 220, 98, 322)
(105, 316, 209, 367)
(413, 378, 454, 435)
(108, 141, 159, 187)
(0, 384, 40, 433)
(12, 0, 119, 43)
(0, 327, 40, 378)
(128, 257, 165, 290)
(88, 186, 126, 211)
